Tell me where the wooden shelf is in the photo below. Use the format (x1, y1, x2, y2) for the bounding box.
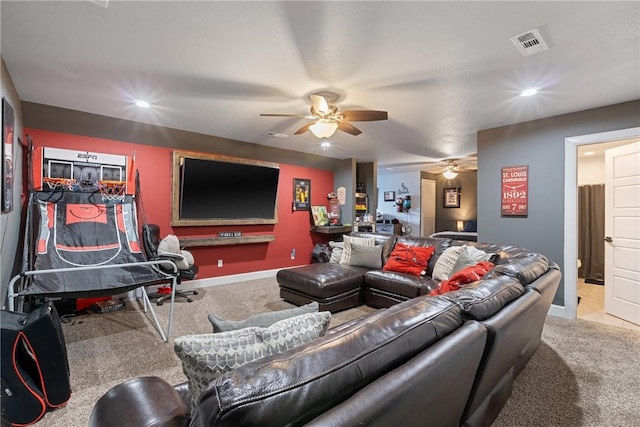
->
(179, 235, 275, 247)
(312, 225, 352, 234)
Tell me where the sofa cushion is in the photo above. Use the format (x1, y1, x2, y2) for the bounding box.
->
(383, 242, 435, 276)
(364, 270, 436, 299)
(348, 243, 383, 269)
(277, 263, 366, 298)
(490, 253, 550, 285)
(207, 301, 319, 332)
(174, 311, 331, 411)
(442, 276, 525, 320)
(340, 235, 375, 264)
(432, 246, 466, 280)
(192, 296, 463, 427)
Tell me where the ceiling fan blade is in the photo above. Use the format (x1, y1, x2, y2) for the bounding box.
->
(310, 94, 330, 115)
(260, 113, 307, 117)
(340, 110, 388, 121)
(337, 121, 362, 136)
(293, 123, 313, 135)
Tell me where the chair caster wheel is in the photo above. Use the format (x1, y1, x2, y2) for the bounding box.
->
(157, 302, 164, 306)
(187, 298, 193, 303)
(193, 290, 199, 295)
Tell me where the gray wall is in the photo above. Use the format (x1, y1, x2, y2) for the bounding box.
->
(433, 170, 477, 232)
(1, 58, 24, 308)
(477, 100, 640, 307)
(334, 158, 357, 224)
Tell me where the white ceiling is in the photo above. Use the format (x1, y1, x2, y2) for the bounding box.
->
(2, 1, 639, 171)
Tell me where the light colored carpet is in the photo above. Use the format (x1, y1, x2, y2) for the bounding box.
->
(33, 277, 640, 426)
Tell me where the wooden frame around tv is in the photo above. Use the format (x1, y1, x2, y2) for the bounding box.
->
(171, 150, 279, 226)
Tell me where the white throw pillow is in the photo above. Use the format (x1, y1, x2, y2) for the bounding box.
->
(432, 246, 466, 280)
(329, 241, 344, 264)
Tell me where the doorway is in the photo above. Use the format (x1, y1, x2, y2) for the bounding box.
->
(420, 178, 435, 237)
(565, 127, 640, 331)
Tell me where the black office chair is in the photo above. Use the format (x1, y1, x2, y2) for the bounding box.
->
(142, 224, 199, 305)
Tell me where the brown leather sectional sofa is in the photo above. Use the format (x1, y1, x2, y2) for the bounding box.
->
(89, 233, 561, 427)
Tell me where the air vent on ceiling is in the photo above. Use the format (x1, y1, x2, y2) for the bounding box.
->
(510, 28, 549, 57)
(266, 131, 289, 139)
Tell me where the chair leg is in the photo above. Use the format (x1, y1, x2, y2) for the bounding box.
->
(156, 288, 197, 306)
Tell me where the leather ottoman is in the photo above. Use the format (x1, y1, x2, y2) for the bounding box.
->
(277, 263, 367, 312)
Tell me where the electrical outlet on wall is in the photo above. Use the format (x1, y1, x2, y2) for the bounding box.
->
(290, 249, 296, 259)
(217, 259, 223, 267)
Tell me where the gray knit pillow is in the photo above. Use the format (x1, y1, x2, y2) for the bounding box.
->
(432, 246, 466, 280)
(174, 311, 331, 412)
(207, 301, 319, 332)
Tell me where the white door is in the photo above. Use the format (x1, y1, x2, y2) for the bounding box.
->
(604, 141, 640, 325)
(421, 178, 436, 237)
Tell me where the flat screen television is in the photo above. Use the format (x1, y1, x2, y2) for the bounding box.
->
(171, 151, 280, 226)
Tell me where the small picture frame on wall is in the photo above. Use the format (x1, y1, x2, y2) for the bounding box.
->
(443, 187, 460, 208)
(384, 191, 395, 202)
(310, 205, 329, 226)
(293, 178, 310, 211)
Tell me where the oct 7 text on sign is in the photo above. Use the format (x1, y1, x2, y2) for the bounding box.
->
(501, 165, 528, 216)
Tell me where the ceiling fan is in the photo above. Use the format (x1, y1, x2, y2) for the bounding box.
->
(424, 156, 478, 179)
(260, 92, 388, 139)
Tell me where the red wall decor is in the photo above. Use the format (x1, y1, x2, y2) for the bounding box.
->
(501, 165, 528, 217)
(24, 128, 335, 279)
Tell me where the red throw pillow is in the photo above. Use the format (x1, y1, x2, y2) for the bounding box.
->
(430, 261, 495, 295)
(382, 242, 436, 276)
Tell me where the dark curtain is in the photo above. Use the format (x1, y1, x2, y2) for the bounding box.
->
(578, 185, 605, 284)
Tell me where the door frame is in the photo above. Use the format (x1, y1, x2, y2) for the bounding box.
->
(561, 127, 640, 319)
(420, 178, 436, 237)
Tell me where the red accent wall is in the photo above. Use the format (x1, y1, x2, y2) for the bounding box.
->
(25, 128, 334, 279)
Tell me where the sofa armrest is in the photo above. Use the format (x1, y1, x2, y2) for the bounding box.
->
(173, 381, 192, 412)
(89, 376, 190, 427)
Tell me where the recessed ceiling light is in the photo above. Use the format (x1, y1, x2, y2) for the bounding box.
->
(135, 100, 150, 108)
(520, 88, 538, 97)
(583, 151, 595, 156)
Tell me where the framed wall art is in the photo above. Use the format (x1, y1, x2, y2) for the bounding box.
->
(501, 165, 528, 216)
(2, 98, 15, 213)
(443, 187, 460, 208)
(384, 191, 395, 202)
(293, 178, 310, 211)
(310, 205, 329, 226)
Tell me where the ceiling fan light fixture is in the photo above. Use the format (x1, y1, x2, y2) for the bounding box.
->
(309, 120, 338, 139)
(443, 168, 458, 180)
(320, 139, 331, 148)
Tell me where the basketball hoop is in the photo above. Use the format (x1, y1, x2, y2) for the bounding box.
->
(98, 180, 126, 202)
(43, 177, 76, 192)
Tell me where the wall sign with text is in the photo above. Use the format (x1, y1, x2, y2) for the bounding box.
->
(501, 165, 528, 216)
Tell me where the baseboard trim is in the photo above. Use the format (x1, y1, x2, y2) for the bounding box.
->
(181, 265, 309, 289)
(548, 304, 568, 318)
